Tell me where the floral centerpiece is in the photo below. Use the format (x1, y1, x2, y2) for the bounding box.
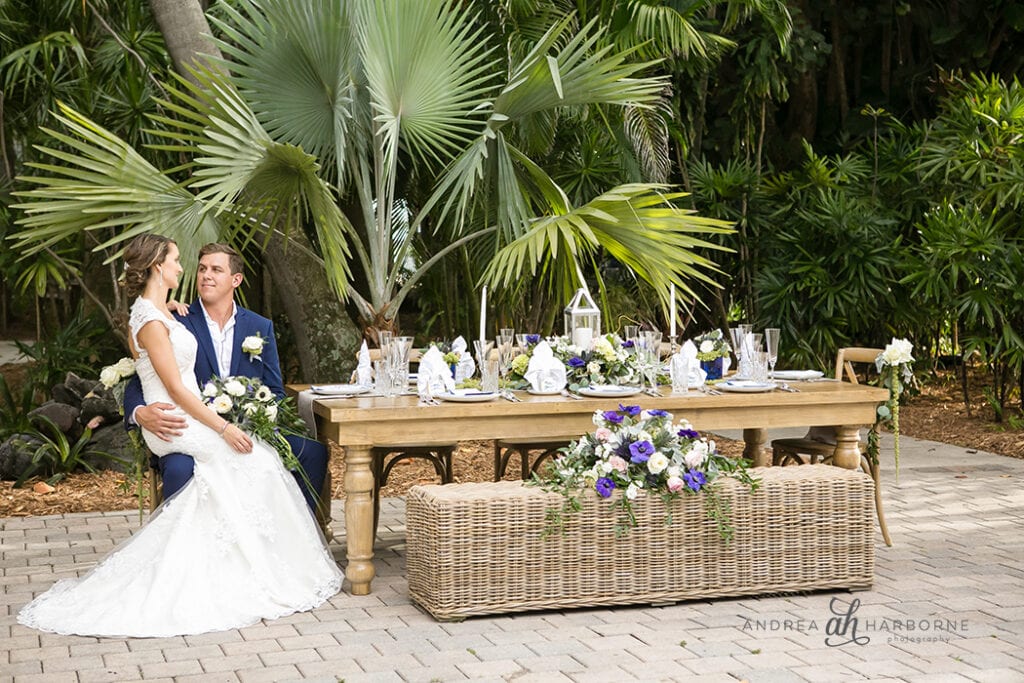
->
(869, 338, 915, 479)
(693, 329, 731, 381)
(531, 404, 759, 540)
(508, 333, 645, 390)
(201, 376, 308, 477)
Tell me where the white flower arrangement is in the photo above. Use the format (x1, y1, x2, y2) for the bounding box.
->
(98, 357, 137, 413)
(871, 338, 916, 479)
(241, 334, 266, 362)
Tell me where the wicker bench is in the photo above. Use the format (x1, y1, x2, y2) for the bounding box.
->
(406, 466, 875, 620)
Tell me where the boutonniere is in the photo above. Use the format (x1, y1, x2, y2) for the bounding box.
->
(241, 333, 266, 362)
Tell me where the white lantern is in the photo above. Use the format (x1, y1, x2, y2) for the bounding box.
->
(564, 288, 601, 349)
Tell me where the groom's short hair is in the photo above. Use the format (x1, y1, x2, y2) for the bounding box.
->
(199, 243, 244, 275)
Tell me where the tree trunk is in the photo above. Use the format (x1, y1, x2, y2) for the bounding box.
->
(147, 0, 223, 85)
(264, 230, 363, 383)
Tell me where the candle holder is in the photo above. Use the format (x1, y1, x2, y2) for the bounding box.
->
(564, 288, 600, 349)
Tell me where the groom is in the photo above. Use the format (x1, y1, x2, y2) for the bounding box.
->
(123, 243, 328, 513)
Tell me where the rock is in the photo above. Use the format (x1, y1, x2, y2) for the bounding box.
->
(0, 434, 43, 481)
(51, 382, 83, 408)
(79, 395, 122, 427)
(29, 401, 81, 434)
(33, 481, 55, 494)
(84, 426, 137, 474)
(65, 372, 101, 399)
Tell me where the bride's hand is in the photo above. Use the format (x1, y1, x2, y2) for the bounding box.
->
(167, 300, 189, 316)
(221, 423, 252, 453)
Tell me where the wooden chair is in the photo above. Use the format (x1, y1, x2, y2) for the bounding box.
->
(493, 437, 572, 481)
(770, 347, 893, 546)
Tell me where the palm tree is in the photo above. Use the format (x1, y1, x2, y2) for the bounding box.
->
(12, 0, 734, 353)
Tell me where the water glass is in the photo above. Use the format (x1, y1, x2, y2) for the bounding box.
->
(515, 333, 529, 352)
(764, 328, 780, 379)
(390, 336, 414, 391)
(752, 352, 770, 383)
(474, 339, 494, 369)
(639, 330, 662, 388)
(481, 359, 500, 393)
(374, 359, 395, 397)
(623, 325, 639, 345)
(671, 355, 691, 394)
(496, 333, 515, 378)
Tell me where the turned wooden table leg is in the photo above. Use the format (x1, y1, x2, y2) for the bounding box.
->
(344, 444, 376, 595)
(832, 425, 862, 470)
(743, 427, 769, 467)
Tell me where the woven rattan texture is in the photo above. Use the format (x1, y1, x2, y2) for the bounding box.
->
(406, 466, 875, 619)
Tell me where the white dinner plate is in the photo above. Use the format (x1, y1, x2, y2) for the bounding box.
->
(717, 380, 777, 393)
(772, 370, 825, 381)
(577, 385, 643, 398)
(527, 388, 563, 396)
(310, 383, 370, 396)
(436, 390, 499, 403)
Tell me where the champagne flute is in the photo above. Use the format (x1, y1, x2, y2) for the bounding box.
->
(765, 328, 780, 380)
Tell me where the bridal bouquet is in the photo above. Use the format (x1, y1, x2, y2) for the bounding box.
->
(533, 405, 759, 540)
(201, 376, 307, 472)
(99, 357, 137, 413)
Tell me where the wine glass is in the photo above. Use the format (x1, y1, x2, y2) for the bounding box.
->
(639, 330, 662, 390)
(764, 328, 780, 380)
(496, 333, 515, 380)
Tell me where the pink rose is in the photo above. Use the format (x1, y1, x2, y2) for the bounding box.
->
(595, 427, 613, 442)
(608, 456, 628, 472)
(667, 476, 685, 493)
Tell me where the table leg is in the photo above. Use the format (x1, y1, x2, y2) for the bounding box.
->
(743, 428, 769, 467)
(343, 444, 375, 595)
(832, 425, 862, 470)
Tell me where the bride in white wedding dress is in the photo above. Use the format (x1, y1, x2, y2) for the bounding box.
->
(18, 235, 342, 637)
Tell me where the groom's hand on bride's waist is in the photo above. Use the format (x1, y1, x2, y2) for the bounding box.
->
(136, 402, 187, 442)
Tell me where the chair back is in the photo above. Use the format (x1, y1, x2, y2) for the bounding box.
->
(834, 347, 883, 384)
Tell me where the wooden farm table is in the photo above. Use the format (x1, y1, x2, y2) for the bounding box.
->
(299, 380, 889, 595)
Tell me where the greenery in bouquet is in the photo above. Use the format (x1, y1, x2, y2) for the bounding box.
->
(693, 329, 731, 361)
(868, 338, 916, 480)
(532, 405, 760, 540)
(200, 375, 308, 475)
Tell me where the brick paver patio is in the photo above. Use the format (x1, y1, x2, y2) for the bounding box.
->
(2, 430, 1023, 682)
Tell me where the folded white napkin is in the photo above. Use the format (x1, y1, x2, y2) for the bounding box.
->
(523, 341, 567, 392)
(355, 340, 373, 386)
(672, 340, 706, 384)
(451, 335, 476, 382)
(418, 346, 456, 398)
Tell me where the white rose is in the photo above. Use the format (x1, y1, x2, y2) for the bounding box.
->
(881, 338, 914, 366)
(699, 340, 715, 354)
(599, 461, 613, 474)
(626, 482, 640, 500)
(667, 466, 680, 478)
(647, 452, 669, 474)
(684, 440, 709, 469)
(223, 379, 246, 397)
(99, 366, 119, 389)
(241, 335, 264, 355)
(254, 385, 274, 402)
(114, 357, 136, 378)
(211, 394, 233, 414)
(202, 382, 218, 398)
(587, 361, 601, 375)
(265, 404, 278, 422)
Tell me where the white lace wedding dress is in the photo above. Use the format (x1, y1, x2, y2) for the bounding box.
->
(18, 297, 343, 637)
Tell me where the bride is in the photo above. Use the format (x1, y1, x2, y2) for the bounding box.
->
(18, 234, 343, 637)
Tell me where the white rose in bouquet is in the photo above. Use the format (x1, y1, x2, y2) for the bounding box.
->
(211, 395, 233, 414)
(223, 379, 246, 397)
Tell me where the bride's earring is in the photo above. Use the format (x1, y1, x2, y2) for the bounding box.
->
(157, 267, 164, 287)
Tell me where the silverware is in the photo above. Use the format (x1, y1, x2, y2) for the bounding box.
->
(644, 388, 663, 397)
(560, 389, 584, 400)
(501, 391, 522, 403)
(776, 382, 800, 393)
(700, 385, 722, 396)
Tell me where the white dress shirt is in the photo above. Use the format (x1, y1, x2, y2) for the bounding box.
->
(201, 300, 237, 378)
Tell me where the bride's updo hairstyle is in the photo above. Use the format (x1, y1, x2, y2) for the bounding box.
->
(122, 234, 175, 299)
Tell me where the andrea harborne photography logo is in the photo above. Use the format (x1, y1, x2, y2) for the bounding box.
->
(741, 597, 969, 647)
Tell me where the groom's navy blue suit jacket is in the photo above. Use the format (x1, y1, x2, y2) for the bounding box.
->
(123, 300, 327, 509)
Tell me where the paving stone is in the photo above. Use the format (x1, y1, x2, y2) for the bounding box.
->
(174, 674, 240, 683)
(197, 654, 262, 673)
(10, 674, 77, 683)
(234, 664, 301, 682)
(454, 658, 525, 679)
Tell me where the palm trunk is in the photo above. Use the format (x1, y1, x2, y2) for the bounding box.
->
(263, 230, 362, 382)
(147, 0, 223, 85)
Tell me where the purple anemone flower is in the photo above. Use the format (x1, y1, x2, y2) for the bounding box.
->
(677, 428, 700, 440)
(647, 409, 669, 417)
(525, 334, 541, 345)
(595, 477, 616, 498)
(602, 410, 624, 424)
(629, 440, 654, 464)
(684, 469, 707, 492)
(618, 404, 641, 416)
(568, 356, 586, 368)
